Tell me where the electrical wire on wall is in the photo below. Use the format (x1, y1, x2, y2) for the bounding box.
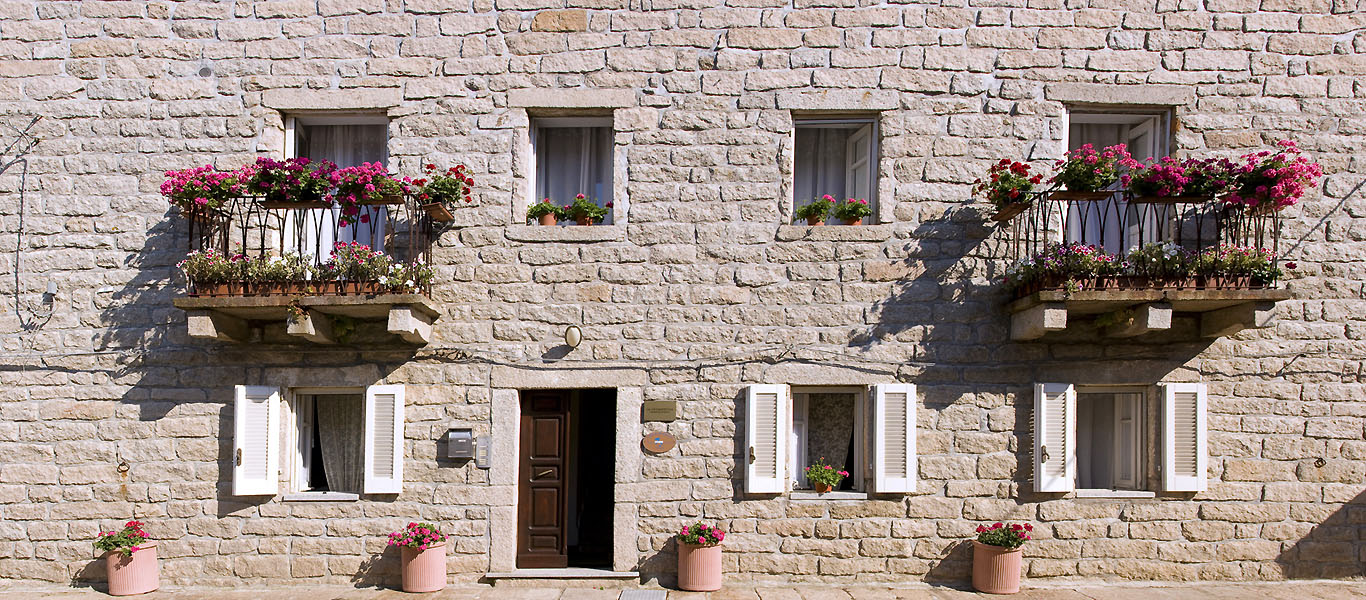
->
(2, 116, 45, 335)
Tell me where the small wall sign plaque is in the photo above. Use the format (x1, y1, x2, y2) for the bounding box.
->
(641, 400, 678, 422)
(641, 432, 677, 454)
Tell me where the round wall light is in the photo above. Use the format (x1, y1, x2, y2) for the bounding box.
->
(564, 325, 582, 348)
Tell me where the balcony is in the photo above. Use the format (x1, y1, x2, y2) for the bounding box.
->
(171, 196, 443, 345)
(997, 192, 1289, 341)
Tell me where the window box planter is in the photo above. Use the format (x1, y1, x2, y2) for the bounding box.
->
(188, 281, 397, 297)
(260, 199, 330, 210)
(105, 541, 159, 596)
(1047, 191, 1112, 202)
(990, 201, 1031, 222)
(1127, 195, 1212, 204)
(359, 194, 404, 206)
(972, 541, 1021, 594)
(422, 203, 454, 222)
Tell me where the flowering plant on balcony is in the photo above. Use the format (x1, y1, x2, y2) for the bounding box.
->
(1179, 157, 1237, 197)
(387, 522, 446, 550)
(245, 253, 310, 282)
(831, 197, 871, 223)
(1226, 139, 1322, 212)
(412, 163, 474, 209)
(1192, 244, 1282, 285)
(1004, 242, 1124, 292)
(975, 522, 1031, 549)
(314, 242, 394, 282)
(1120, 156, 1190, 198)
(1126, 242, 1192, 279)
(565, 193, 610, 224)
(242, 157, 337, 204)
(178, 249, 236, 284)
(331, 162, 407, 227)
(94, 520, 150, 558)
(974, 159, 1044, 209)
(384, 260, 435, 293)
(161, 165, 243, 213)
(1052, 143, 1130, 192)
(794, 195, 836, 223)
(676, 522, 725, 547)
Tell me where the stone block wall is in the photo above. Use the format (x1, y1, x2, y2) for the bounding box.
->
(0, 0, 1364, 587)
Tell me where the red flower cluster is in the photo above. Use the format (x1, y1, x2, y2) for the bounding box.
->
(973, 159, 1043, 209)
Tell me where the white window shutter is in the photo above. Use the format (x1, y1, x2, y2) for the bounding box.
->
(1033, 383, 1075, 493)
(844, 124, 873, 202)
(232, 385, 280, 496)
(871, 383, 917, 493)
(744, 384, 788, 494)
(1161, 383, 1207, 492)
(364, 384, 406, 494)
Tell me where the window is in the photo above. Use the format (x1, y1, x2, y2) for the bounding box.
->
(231, 384, 405, 498)
(793, 117, 877, 224)
(1064, 110, 1170, 253)
(744, 384, 915, 495)
(1033, 382, 1206, 494)
(532, 117, 614, 225)
(284, 114, 390, 255)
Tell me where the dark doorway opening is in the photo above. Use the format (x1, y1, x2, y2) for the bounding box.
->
(517, 388, 616, 569)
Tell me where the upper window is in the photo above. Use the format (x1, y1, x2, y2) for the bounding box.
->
(284, 114, 390, 255)
(793, 117, 877, 224)
(744, 384, 915, 496)
(1034, 382, 1207, 495)
(1064, 110, 1170, 253)
(533, 117, 614, 225)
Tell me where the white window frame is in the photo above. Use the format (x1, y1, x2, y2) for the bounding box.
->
(285, 388, 366, 499)
(1062, 110, 1172, 253)
(529, 116, 615, 225)
(1074, 385, 1147, 493)
(282, 113, 392, 258)
(792, 117, 879, 224)
(790, 386, 867, 492)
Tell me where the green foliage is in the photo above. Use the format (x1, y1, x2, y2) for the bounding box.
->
(566, 194, 609, 221)
(804, 456, 849, 487)
(975, 522, 1031, 549)
(94, 521, 149, 558)
(526, 198, 563, 221)
(831, 197, 872, 221)
(794, 195, 836, 221)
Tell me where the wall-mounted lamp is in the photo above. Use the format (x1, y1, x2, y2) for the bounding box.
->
(564, 325, 582, 348)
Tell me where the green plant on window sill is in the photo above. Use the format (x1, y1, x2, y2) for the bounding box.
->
(794, 195, 836, 225)
(831, 197, 871, 224)
(526, 198, 565, 224)
(804, 456, 849, 489)
(565, 193, 610, 225)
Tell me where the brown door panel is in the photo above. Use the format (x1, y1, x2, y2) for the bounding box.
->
(517, 391, 569, 569)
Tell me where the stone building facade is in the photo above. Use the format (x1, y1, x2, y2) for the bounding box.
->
(1, 0, 1364, 589)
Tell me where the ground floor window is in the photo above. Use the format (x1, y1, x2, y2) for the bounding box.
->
(791, 388, 867, 491)
(294, 393, 365, 494)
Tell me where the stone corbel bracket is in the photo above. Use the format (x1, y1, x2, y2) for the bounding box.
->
(1006, 289, 1291, 341)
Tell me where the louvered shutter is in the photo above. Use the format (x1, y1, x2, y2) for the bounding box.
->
(1161, 383, 1207, 492)
(744, 384, 788, 494)
(1033, 383, 1075, 493)
(363, 384, 405, 494)
(844, 124, 873, 202)
(232, 385, 280, 496)
(871, 384, 917, 493)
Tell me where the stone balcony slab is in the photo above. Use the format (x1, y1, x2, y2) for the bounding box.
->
(172, 294, 440, 345)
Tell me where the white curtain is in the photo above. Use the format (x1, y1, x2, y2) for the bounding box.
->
(1066, 120, 1162, 253)
(295, 124, 388, 257)
(794, 128, 849, 222)
(536, 126, 613, 224)
(315, 395, 364, 494)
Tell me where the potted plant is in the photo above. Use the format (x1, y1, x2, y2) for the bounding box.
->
(1126, 242, 1193, 289)
(1003, 242, 1122, 298)
(794, 195, 836, 226)
(975, 159, 1044, 221)
(388, 522, 447, 593)
(95, 520, 158, 596)
(527, 198, 563, 226)
(565, 193, 610, 225)
(804, 456, 849, 493)
(1050, 143, 1130, 200)
(384, 260, 435, 294)
(1226, 139, 1323, 214)
(160, 165, 242, 220)
(412, 163, 474, 222)
(179, 248, 238, 296)
(1192, 244, 1281, 289)
(331, 162, 407, 228)
(972, 522, 1031, 594)
(248, 253, 311, 295)
(320, 242, 393, 295)
(675, 522, 725, 592)
(241, 157, 336, 207)
(831, 197, 871, 225)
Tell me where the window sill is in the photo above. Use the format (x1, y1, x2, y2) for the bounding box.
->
(1073, 489, 1156, 499)
(790, 491, 868, 501)
(506, 224, 625, 243)
(283, 492, 360, 502)
(776, 224, 893, 242)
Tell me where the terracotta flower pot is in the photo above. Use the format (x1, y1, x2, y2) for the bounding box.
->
(972, 541, 1022, 594)
(813, 482, 833, 493)
(106, 541, 159, 596)
(806, 216, 825, 226)
(400, 543, 446, 593)
(538, 213, 558, 226)
(576, 215, 596, 226)
(422, 203, 454, 222)
(677, 542, 722, 592)
(841, 218, 862, 226)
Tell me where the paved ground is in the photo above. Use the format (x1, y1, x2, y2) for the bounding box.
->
(2, 581, 1365, 600)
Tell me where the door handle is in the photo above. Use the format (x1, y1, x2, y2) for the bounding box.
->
(536, 469, 554, 479)
(235, 448, 242, 467)
(1040, 445, 1049, 463)
(748, 447, 755, 464)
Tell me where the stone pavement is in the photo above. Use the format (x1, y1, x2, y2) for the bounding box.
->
(2, 581, 1366, 600)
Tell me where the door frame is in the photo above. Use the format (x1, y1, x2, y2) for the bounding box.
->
(490, 372, 643, 574)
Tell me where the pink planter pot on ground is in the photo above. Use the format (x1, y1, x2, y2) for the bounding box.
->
(106, 541, 159, 596)
(677, 543, 722, 592)
(972, 541, 1022, 594)
(400, 543, 446, 593)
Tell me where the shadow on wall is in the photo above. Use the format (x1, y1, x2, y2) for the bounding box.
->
(352, 545, 400, 588)
(924, 539, 972, 585)
(1276, 487, 1366, 579)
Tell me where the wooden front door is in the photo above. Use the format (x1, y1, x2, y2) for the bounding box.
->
(517, 391, 569, 568)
